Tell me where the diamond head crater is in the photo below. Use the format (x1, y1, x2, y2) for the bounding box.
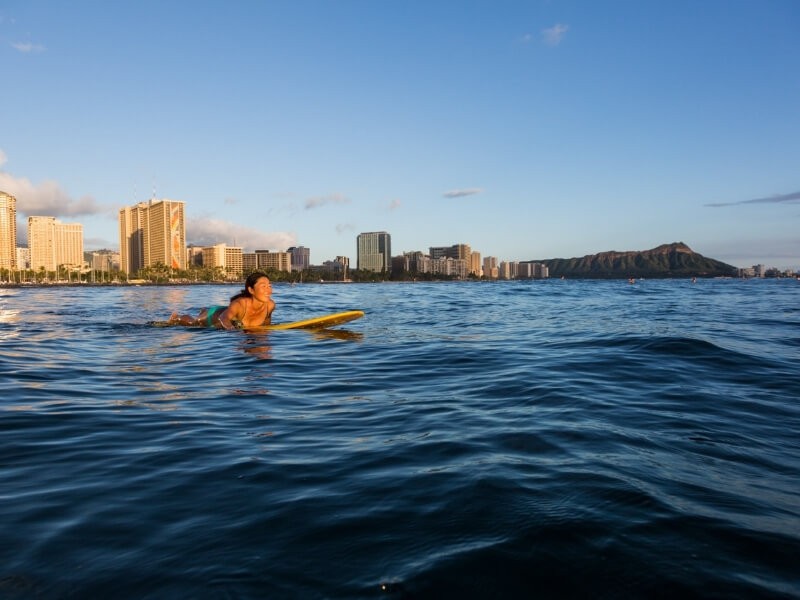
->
(535, 242, 736, 279)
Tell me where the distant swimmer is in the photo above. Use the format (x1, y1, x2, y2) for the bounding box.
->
(167, 272, 275, 329)
(628, 277, 636, 284)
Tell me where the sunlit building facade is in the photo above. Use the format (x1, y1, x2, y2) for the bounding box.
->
(470, 251, 481, 277)
(89, 250, 118, 273)
(242, 252, 257, 272)
(483, 256, 499, 279)
(0, 191, 16, 270)
(357, 231, 391, 273)
(16, 247, 30, 270)
(119, 199, 186, 275)
(187, 245, 204, 268)
(254, 249, 291, 273)
(28, 216, 84, 272)
(429, 243, 471, 261)
(202, 243, 243, 277)
(288, 246, 310, 272)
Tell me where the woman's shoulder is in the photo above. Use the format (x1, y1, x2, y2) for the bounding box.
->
(226, 296, 248, 313)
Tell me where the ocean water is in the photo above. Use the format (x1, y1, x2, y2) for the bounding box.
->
(0, 279, 798, 599)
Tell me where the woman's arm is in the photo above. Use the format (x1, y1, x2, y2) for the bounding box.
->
(217, 299, 246, 330)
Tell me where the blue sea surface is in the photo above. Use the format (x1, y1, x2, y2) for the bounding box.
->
(1, 279, 798, 598)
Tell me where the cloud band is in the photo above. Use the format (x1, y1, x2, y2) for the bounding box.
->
(443, 188, 484, 198)
(706, 190, 800, 207)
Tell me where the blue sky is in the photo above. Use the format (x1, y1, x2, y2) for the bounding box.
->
(1, 0, 798, 269)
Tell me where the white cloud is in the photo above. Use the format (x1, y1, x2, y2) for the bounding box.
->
(542, 24, 569, 46)
(443, 188, 484, 198)
(11, 41, 45, 53)
(186, 216, 296, 252)
(0, 170, 106, 217)
(335, 223, 355, 234)
(305, 193, 351, 210)
(0, 149, 7, 167)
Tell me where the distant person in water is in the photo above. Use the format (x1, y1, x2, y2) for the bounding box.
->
(168, 272, 275, 329)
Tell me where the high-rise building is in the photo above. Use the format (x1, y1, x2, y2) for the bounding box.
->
(499, 261, 516, 280)
(429, 246, 449, 260)
(452, 244, 471, 260)
(202, 243, 243, 277)
(225, 246, 243, 276)
(333, 255, 349, 279)
(436, 257, 467, 278)
(28, 216, 84, 272)
(429, 243, 477, 275)
(483, 256, 498, 279)
(187, 245, 204, 267)
(288, 246, 311, 272)
(401, 251, 429, 274)
(242, 252, 257, 272)
(254, 249, 291, 272)
(470, 251, 481, 277)
(357, 231, 391, 273)
(429, 243, 471, 261)
(517, 262, 534, 278)
(88, 250, 118, 274)
(16, 247, 30, 270)
(0, 191, 16, 270)
(119, 199, 186, 275)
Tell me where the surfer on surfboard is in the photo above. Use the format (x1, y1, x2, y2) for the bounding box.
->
(167, 272, 275, 330)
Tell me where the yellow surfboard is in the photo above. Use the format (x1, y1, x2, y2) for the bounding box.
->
(260, 310, 364, 330)
(149, 310, 364, 330)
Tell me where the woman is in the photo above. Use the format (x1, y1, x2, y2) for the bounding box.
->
(168, 272, 275, 329)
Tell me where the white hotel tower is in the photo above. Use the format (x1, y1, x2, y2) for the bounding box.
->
(0, 191, 16, 270)
(28, 216, 84, 272)
(119, 199, 186, 275)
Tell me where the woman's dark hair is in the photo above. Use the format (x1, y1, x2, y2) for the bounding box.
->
(231, 272, 269, 302)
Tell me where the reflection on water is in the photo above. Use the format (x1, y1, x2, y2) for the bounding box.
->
(121, 285, 195, 314)
(309, 329, 364, 342)
(234, 327, 363, 360)
(0, 290, 21, 342)
(0, 307, 19, 324)
(241, 343, 273, 360)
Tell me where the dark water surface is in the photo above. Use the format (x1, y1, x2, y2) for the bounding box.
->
(1, 279, 798, 598)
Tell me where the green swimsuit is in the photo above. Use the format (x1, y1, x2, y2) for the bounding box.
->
(206, 305, 227, 327)
(206, 300, 269, 328)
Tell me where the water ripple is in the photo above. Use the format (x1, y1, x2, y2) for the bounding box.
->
(1, 280, 798, 597)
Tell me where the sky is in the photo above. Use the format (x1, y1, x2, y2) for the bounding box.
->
(1, 0, 798, 270)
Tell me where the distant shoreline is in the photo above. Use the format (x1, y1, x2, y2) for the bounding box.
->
(2, 275, 796, 289)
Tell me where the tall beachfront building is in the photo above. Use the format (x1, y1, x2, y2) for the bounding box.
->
(470, 251, 482, 277)
(27, 216, 84, 272)
(0, 191, 17, 270)
(430, 243, 481, 276)
(288, 246, 310, 272)
(201, 243, 243, 277)
(430, 243, 471, 261)
(357, 231, 391, 273)
(254, 249, 291, 273)
(119, 199, 186, 275)
(483, 256, 499, 280)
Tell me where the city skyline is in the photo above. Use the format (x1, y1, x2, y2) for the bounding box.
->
(1, 2, 798, 270)
(1, 190, 793, 276)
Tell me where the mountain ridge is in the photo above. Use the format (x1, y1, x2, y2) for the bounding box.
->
(534, 242, 737, 278)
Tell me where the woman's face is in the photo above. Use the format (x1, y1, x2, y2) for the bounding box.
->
(249, 276, 272, 300)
